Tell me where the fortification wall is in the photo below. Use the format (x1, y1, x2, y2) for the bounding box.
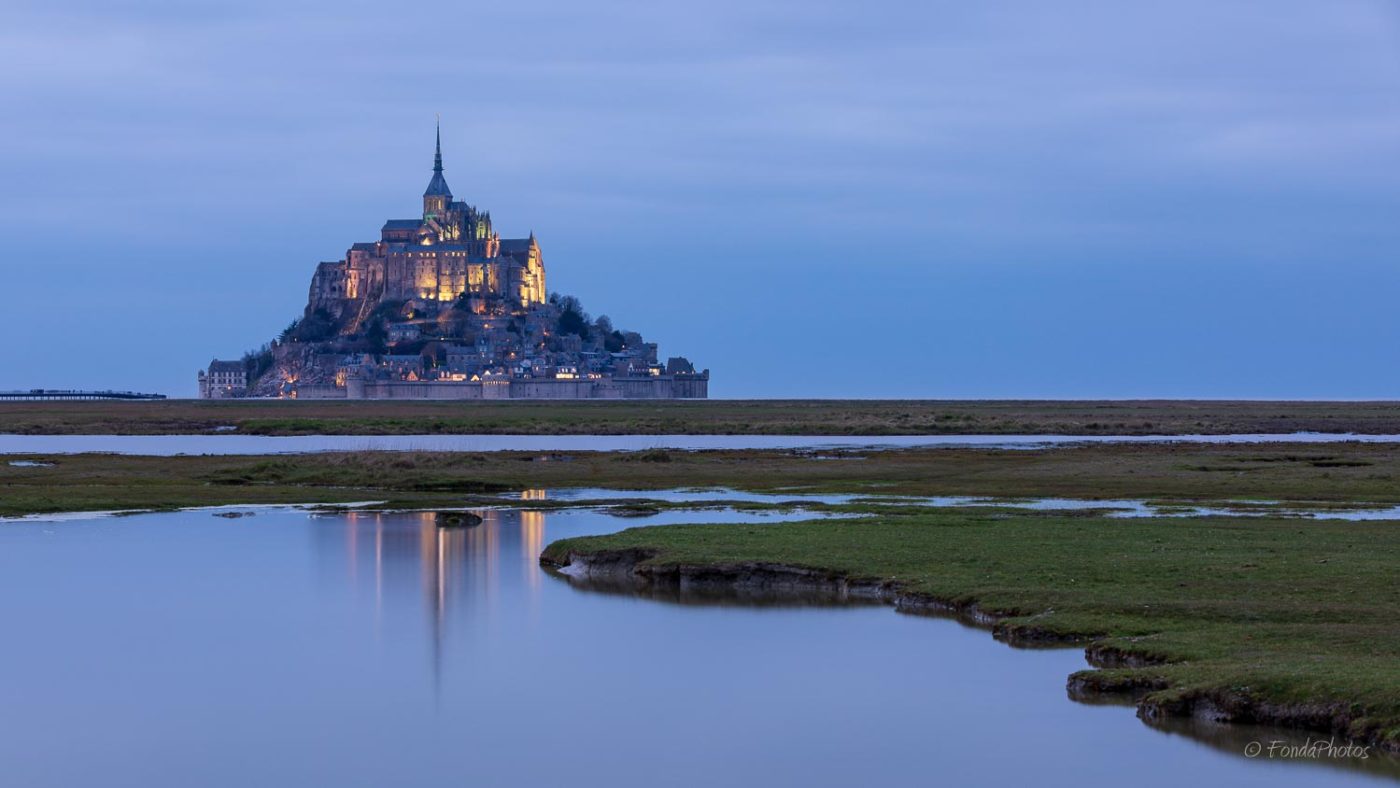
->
(294, 376, 707, 400)
(292, 384, 347, 399)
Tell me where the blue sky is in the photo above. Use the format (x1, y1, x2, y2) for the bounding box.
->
(3, 1, 1399, 397)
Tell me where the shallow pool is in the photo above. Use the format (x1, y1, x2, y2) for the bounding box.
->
(0, 499, 1391, 787)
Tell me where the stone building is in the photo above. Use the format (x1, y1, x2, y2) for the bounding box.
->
(307, 124, 546, 329)
(198, 360, 247, 398)
(202, 125, 708, 400)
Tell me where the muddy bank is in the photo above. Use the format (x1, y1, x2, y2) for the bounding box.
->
(542, 547, 1399, 757)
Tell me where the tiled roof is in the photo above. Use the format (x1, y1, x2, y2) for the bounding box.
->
(423, 171, 452, 198)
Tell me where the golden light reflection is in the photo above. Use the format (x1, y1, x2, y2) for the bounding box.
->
(374, 514, 383, 621)
(326, 506, 553, 683)
(521, 510, 544, 592)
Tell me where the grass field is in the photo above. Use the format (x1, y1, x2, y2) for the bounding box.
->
(7, 441, 1400, 517)
(7, 398, 1400, 435)
(542, 510, 1400, 753)
(6, 437, 1399, 755)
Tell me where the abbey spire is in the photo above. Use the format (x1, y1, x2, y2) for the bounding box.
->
(433, 122, 443, 172)
(423, 121, 452, 218)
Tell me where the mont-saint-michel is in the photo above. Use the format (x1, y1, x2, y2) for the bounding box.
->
(8, 3, 1400, 786)
(198, 127, 708, 400)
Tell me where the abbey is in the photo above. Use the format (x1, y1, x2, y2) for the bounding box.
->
(201, 127, 708, 400)
(309, 126, 547, 321)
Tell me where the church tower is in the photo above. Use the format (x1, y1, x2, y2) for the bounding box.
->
(423, 122, 452, 220)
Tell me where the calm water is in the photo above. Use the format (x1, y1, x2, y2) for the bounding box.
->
(4, 431, 1400, 455)
(0, 500, 1392, 787)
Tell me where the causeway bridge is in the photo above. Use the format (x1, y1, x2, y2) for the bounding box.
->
(0, 390, 168, 401)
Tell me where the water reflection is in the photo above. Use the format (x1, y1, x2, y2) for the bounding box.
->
(546, 565, 887, 610)
(1146, 717, 1400, 783)
(315, 500, 550, 684)
(315, 501, 1398, 784)
(1, 501, 1393, 787)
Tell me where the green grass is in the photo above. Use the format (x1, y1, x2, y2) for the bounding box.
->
(542, 510, 1400, 750)
(5, 437, 1400, 753)
(7, 442, 1400, 517)
(8, 398, 1400, 435)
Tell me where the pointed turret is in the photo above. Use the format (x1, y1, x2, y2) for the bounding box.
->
(423, 121, 452, 221)
(423, 121, 452, 200)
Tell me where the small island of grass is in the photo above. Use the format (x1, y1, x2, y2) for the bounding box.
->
(542, 509, 1400, 754)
